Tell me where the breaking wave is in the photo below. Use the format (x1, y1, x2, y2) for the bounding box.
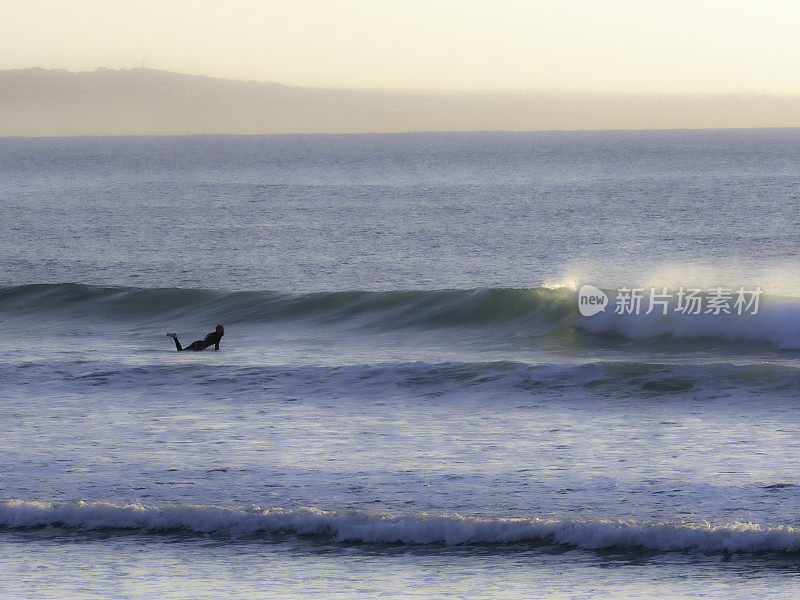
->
(4, 283, 800, 348)
(3, 500, 800, 554)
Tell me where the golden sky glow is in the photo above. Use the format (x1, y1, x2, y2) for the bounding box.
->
(3, 0, 800, 93)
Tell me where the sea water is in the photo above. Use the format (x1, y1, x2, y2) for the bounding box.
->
(2, 130, 800, 599)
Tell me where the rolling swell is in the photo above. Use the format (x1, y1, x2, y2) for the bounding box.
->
(4, 283, 800, 348)
(6, 359, 800, 396)
(3, 500, 800, 554)
(0, 283, 574, 330)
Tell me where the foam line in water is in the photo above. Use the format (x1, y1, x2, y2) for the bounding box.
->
(2, 500, 800, 553)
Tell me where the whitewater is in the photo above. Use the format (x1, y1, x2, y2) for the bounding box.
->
(3, 130, 800, 599)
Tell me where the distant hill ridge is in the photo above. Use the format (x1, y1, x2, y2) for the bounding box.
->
(2, 67, 800, 136)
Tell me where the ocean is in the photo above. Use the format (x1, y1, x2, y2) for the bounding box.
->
(2, 130, 800, 599)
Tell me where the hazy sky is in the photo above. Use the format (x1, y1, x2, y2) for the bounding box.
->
(3, 0, 800, 93)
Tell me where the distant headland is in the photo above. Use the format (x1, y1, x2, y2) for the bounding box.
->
(2, 68, 800, 136)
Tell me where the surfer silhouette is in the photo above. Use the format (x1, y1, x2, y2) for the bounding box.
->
(166, 325, 224, 351)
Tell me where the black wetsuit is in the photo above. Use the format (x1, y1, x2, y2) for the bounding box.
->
(173, 330, 222, 351)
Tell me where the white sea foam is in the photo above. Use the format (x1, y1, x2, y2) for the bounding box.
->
(3, 500, 800, 553)
(579, 299, 800, 349)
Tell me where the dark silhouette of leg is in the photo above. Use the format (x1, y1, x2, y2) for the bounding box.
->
(166, 333, 183, 351)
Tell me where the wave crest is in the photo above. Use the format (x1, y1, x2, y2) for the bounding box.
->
(5, 283, 800, 348)
(3, 500, 800, 553)
(0, 283, 574, 329)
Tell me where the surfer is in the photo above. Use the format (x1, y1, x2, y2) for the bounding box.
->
(166, 325, 224, 351)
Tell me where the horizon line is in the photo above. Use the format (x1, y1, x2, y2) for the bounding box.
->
(3, 126, 800, 140)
